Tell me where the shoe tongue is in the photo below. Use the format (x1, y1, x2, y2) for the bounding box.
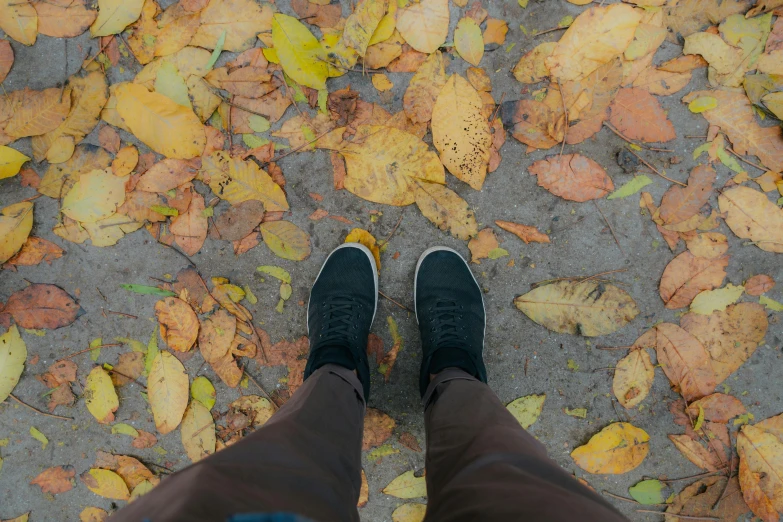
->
(430, 347, 476, 377)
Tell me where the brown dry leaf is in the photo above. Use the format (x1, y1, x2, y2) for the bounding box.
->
(413, 180, 478, 240)
(718, 186, 783, 253)
(153, 4, 200, 58)
(547, 4, 641, 82)
(4, 237, 64, 267)
(685, 232, 728, 259)
(562, 57, 624, 145)
(290, 0, 340, 28)
(528, 154, 614, 202)
(399, 432, 422, 452)
(30, 465, 76, 495)
(0, 284, 80, 330)
(363, 408, 396, 450)
(613, 349, 654, 409)
(396, 0, 449, 54)
(466, 67, 491, 93)
(686, 393, 746, 423)
(155, 297, 199, 353)
(632, 67, 692, 96)
(570, 422, 649, 474)
(658, 165, 716, 226)
(173, 267, 218, 313)
(233, 232, 260, 255)
(212, 200, 265, 242)
(669, 434, 725, 471)
(5, 87, 72, 140)
(111, 352, 144, 386)
(357, 470, 369, 508)
(387, 45, 428, 73)
(431, 74, 491, 190)
(500, 100, 562, 150)
(170, 193, 208, 256)
(199, 309, 237, 363)
(745, 274, 775, 296)
(98, 126, 121, 154)
(737, 413, 783, 522)
(682, 90, 783, 173)
(467, 228, 499, 264)
(118, 190, 166, 223)
(659, 252, 728, 309)
(680, 302, 768, 384)
(137, 159, 198, 192)
(609, 87, 676, 143)
(403, 51, 447, 124)
(33, 0, 96, 38)
(131, 430, 157, 449)
(0, 39, 13, 83)
(654, 323, 717, 402)
(495, 220, 550, 244)
(664, 476, 749, 522)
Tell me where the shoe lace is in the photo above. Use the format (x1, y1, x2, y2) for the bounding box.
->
(318, 296, 363, 345)
(429, 299, 469, 350)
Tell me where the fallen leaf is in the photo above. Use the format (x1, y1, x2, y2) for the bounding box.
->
(259, 220, 311, 261)
(659, 252, 728, 309)
(363, 408, 396, 450)
(155, 297, 198, 353)
(61, 168, 126, 224)
(396, 0, 448, 53)
(609, 87, 676, 143)
(613, 349, 654, 409)
(191, 376, 216, 410)
(90, 0, 143, 37)
(665, 476, 749, 522)
(271, 14, 328, 90)
(431, 74, 491, 190)
(131, 430, 157, 449)
(629, 479, 669, 506)
(658, 165, 716, 226)
(4, 237, 64, 268)
(0, 201, 33, 264)
(413, 180, 478, 240)
(371, 73, 394, 92)
(198, 309, 237, 363)
(0, 284, 80, 330)
(745, 274, 775, 296)
(685, 232, 729, 259)
(513, 42, 556, 84)
(398, 432, 421, 453)
(137, 159, 198, 192)
(181, 401, 216, 463)
(80, 468, 130, 500)
(454, 17, 483, 66)
(500, 99, 562, 150)
(30, 465, 75, 495)
(680, 302, 768, 385)
(737, 413, 783, 522)
(514, 280, 639, 336)
(201, 151, 288, 211)
(0, 39, 11, 83)
(170, 193, 208, 256)
(495, 220, 550, 244)
(654, 323, 717, 401)
(690, 284, 745, 315)
(38, 144, 112, 198)
(467, 228, 499, 264)
(392, 503, 427, 522)
(84, 367, 119, 424)
(344, 228, 382, 270)
(5, 87, 71, 139)
(718, 186, 783, 253)
(79, 507, 108, 522)
(664, 0, 751, 43)
(686, 393, 746, 423)
(212, 200, 265, 242)
(0, 325, 25, 404)
(383, 470, 427, 499)
(0, 146, 30, 180)
(571, 422, 649, 474)
(483, 18, 508, 46)
(669, 434, 725, 471)
(506, 394, 546, 429)
(148, 351, 189, 434)
(190, 0, 273, 53)
(529, 154, 615, 202)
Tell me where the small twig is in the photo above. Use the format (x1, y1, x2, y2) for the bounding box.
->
(592, 366, 616, 372)
(146, 462, 173, 474)
(259, 127, 337, 166)
(244, 368, 279, 411)
(597, 345, 632, 351)
(105, 310, 138, 319)
(602, 491, 666, 506)
(379, 291, 413, 313)
(725, 147, 766, 172)
(593, 201, 625, 255)
(19, 194, 43, 203)
(250, 324, 269, 365)
(489, 92, 506, 123)
(685, 135, 708, 139)
(107, 369, 147, 389)
(577, 268, 627, 284)
(96, 286, 107, 302)
(636, 510, 718, 521)
(627, 149, 687, 186)
(712, 469, 733, 510)
(117, 33, 141, 67)
(382, 210, 405, 244)
(82, 35, 115, 71)
(556, 80, 568, 158)
(603, 122, 674, 152)
(59, 343, 121, 360)
(654, 471, 722, 483)
(8, 394, 73, 420)
(531, 26, 568, 37)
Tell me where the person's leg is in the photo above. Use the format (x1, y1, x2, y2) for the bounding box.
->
(111, 244, 379, 522)
(414, 247, 628, 522)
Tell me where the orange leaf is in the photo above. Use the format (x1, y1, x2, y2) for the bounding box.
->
(495, 220, 550, 244)
(659, 251, 727, 309)
(170, 193, 208, 256)
(745, 274, 775, 296)
(0, 39, 12, 84)
(658, 165, 716, 226)
(528, 154, 614, 202)
(467, 228, 499, 264)
(654, 323, 717, 402)
(154, 297, 199, 352)
(609, 87, 676, 143)
(31, 465, 76, 494)
(363, 408, 395, 450)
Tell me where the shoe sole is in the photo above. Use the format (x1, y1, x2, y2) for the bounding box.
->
(413, 247, 486, 349)
(307, 243, 379, 335)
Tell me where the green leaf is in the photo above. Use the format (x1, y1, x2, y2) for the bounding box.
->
(90, 338, 103, 362)
(275, 298, 285, 313)
(30, 427, 48, 449)
(243, 134, 270, 149)
(257, 265, 291, 283)
(243, 285, 258, 305)
(247, 115, 271, 133)
(367, 444, 399, 460)
(518, 0, 528, 7)
(506, 394, 546, 429)
(112, 423, 140, 437)
(205, 30, 227, 71)
(279, 282, 292, 300)
(487, 248, 509, 259)
(629, 479, 667, 505)
(692, 142, 712, 160)
(688, 96, 717, 113)
(760, 295, 783, 311)
(564, 407, 587, 419)
(607, 175, 653, 200)
(150, 205, 179, 217)
(694, 404, 705, 431)
(716, 147, 745, 174)
(120, 284, 177, 297)
(317, 89, 328, 114)
(567, 359, 579, 371)
(116, 337, 147, 353)
(558, 15, 573, 28)
(191, 376, 216, 410)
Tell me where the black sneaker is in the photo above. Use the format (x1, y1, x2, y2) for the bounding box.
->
(304, 243, 378, 399)
(415, 246, 487, 397)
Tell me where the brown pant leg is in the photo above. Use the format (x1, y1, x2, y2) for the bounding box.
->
(110, 365, 365, 522)
(423, 369, 629, 522)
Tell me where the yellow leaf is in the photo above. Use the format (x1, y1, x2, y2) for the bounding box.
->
(718, 186, 783, 253)
(396, 0, 449, 54)
(506, 394, 546, 429)
(181, 401, 216, 463)
(612, 349, 654, 409)
(79, 507, 108, 522)
(201, 151, 289, 211)
(186, 76, 221, 122)
(33, 0, 97, 39)
(431, 75, 491, 190)
(112, 146, 139, 177)
(392, 503, 427, 522)
(454, 17, 484, 66)
(368, 0, 397, 46)
(0, 202, 34, 264)
(0, 0, 37, 45)
(39, 145, 112, 198)
(383, 470, 427, 499)
(148, 351, 189, 434)
(154, 62, 192, 109)
(737, 414, 783, 522)
(345, 228, 382, 271)
(85, 367, 119, 424)
(272, 14, 329, 90)
(82, 214, 143, 247)
(90, 0, 144, 37)
(32, 71, 108, 163)
(260, 220, 312, 261)
(189, 0, 274, 52)
(546, 4, 641, 82)
(80, 469, 130, 500)
(571, 422, 649, 474)
(413, 180, 477, 241)
(513, 42, 557, 84)
(114, 83, 206, 159)
(5, 87, 72, 139)
(0, 147, 30, 180)
(624, 23, 666, 61)
(514, 280, 640, 336)
(0, 326, 26, 403)
(154, 297, 199, 352)
(342, 0, 388, 56)
(61, 168, 126, 224)
(687, 95, 717, 113)
(690, 284, 745, 315)
(190, 376, 216, 410)
(372, 73, 394, 92)
(129, 479, 155, 502)
(403, 51, 447, 124)
(29, 426, 48, 449)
